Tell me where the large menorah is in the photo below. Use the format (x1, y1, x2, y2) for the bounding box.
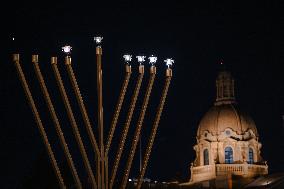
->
(12, 37, 173, 189)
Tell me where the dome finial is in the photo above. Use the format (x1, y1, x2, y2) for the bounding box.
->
(220, 59, 223, 65)
(219, 58, 226, 71)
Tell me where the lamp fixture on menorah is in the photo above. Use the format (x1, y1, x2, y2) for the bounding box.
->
(12, 37, 173, 189)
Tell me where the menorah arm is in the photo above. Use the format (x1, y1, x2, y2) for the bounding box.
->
(109, 65, 145, 189)
(136, 68, 172, 189)
(120, 66, 156, 189)
(105, 64, 132, 156)
(32, 55, 82, 189)
(12, 54, 66, 189)
(65, 57, 100, 158)
(51, 58, 97, 189)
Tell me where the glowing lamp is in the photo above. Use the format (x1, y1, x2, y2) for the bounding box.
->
(136, 55, 146, 64)
(148, 55, 157, 65)
(62, 45, 72, 55)
(164, 58, 174, 68)
(94, 36, 103, 45)
(123, 54, 132, 63)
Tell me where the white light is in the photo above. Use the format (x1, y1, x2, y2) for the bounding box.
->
(123, 54, 132, 63)
(136, 55, 146, 64)
(164, 58, 174, 68)
(128, 179, 132, 182)
(12, 37, 15, 41)
(94, 36, 103, 45)
(62, 45, 72, 54)
(148, 55, 157, 65)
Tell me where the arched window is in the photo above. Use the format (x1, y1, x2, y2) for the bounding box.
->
(203, 149, 209, 165)
(249, 148, 254, 164)
(225, 147, 233, 164)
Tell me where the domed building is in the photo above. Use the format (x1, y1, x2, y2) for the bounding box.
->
(189, 70, 268, 185)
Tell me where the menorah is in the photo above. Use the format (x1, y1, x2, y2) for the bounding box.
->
(12, 37, 173, 189)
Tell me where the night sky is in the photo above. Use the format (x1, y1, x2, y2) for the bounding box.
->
(1, 0, 284, 188)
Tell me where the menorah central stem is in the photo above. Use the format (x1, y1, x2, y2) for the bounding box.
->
(12, 54, 66, 189)
(96, 46, 105, 189)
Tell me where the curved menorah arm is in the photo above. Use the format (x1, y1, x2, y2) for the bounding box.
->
(136, 68, 172, 189)
(105, 64, 131, 189)
(120, 66, 156, 189)
(65, 57, 100, 158)
(109, 65, 145, 189)
(32, 55, 82, 189)
(105, 64, 132, 156)
(12, 54, 66, 189)
(51, 57, 97, 189)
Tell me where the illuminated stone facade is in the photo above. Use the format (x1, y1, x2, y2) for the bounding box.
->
(189, 70, 268, 183)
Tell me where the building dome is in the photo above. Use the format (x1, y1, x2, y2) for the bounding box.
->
(197, 69, 259, 138)
(188, 68, 268, 185)
(197, 104, 258, 137)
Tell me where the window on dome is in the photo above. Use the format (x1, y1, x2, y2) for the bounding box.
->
(225, 147, 233, 164)
(204, 149, 209, 165)
(249, 148, 254, 164)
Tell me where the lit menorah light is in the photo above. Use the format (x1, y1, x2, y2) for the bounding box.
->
(94, 36, 103, 45)
(136, 55, 146, 64)
(61, 45, 72, 55)
(148, 55, 158, 65)
(123, 54, 132, 64)
(164, 58, 174, 68)
(12, 37, 173, 189)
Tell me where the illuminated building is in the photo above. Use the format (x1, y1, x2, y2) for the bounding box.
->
(186, 69, 268, 187)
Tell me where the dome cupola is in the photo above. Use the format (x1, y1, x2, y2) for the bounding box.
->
(197, 69, 258, 138)
(215, 70, 235, 105)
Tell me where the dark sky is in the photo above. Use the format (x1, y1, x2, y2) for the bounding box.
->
(1, 0, 284, 188)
